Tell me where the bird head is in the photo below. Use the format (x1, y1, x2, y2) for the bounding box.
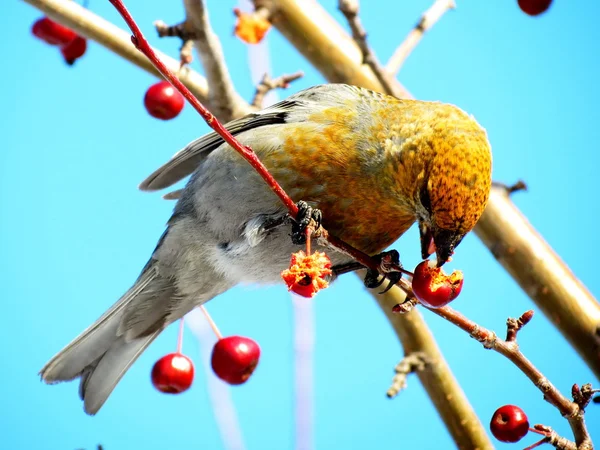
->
(413, 110, 492, 267)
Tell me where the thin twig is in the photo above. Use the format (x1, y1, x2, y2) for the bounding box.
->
(183, 0, 252, 121)
(337, 0, 400, 97)
(251, 71, 303, 108)
(386, 0, 456, 75)
(408, 300, 594, 449)
(259, 0, 412, 97)
(475, 184, 600, 379)
(528, 424, 578, 450)
(386, 352, 432, 398)
(154, 20, 195, 66)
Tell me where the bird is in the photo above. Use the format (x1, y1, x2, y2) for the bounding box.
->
(40, 83, 492, 415)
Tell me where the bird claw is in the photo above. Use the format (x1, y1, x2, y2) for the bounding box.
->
(362, 249, 404, 294)
(291, 200, 322, 245)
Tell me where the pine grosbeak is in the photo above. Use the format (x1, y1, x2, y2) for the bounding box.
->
(40, 84, 492, 414)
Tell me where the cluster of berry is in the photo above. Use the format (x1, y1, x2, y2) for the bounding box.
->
(32, 17, 87, 65)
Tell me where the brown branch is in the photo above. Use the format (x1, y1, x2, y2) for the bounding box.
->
(258, 0, 412, 98)
(386, 0, 456, 75)
(154, 20, 195, 66)
(410, 301, 594, 449)
(337, 0, 400, 97)
(22, 0, 209, 102)
(386, 352, 432, 398)
(182, 0, 252, 121)
(475, 183, 600, 379)
(367, 275, 493, 449)
(526, 425, 577, 450)
(251, 71, 304, 108)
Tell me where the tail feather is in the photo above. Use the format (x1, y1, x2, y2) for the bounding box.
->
(80, 331, 160, 415)
(40, 263, 169, 415)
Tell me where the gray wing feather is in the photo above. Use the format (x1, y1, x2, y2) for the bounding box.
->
(138, 100, 298, 191)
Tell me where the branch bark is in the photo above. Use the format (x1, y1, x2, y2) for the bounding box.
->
(182, 0, 253, 121)
(256, 0, 412, 98)
(386, 0, 456, 75)
(22, 0, 209, 103)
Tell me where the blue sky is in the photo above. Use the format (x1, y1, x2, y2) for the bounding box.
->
(3, 1, 599, 449)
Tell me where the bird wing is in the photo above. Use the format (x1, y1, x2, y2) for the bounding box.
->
(138, 84, 366, 191)
(139, 99, 300, 191)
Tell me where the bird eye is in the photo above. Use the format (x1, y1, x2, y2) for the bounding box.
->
(419, 185, 432, 212)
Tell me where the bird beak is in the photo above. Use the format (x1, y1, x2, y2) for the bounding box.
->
(419, 221, 436, 260)
(432, 229, 465, 267)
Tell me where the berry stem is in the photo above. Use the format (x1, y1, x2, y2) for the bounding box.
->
(176, 318, 184, 354)
(305, 227, 312, 255)
(200, 305, 223, 340)
(529, 427, 551, 437)
(522, 438, 548, 450)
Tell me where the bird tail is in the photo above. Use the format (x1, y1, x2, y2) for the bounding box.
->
(40, 263, 171, 415)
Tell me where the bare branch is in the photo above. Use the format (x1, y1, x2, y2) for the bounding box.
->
(386, 0, 456, 75)
(22, 0, 209, 102)
(183, 0, 253, 121)
(251, 72, 303, 108)
(154, 20, 195, 66)
(337, 0, 400, 97)
(386, 352, 432, 398)
(526, 424, 577, 450)
(475, 184, 600, 379)
(259, 0, 412, 98)
(420, 301, 594, 449)
(506, 309, 534, 342)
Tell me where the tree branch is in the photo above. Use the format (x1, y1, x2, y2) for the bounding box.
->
(386, 0, 456, 75)
(337, 0, 400, 97)
(182, 0, 253, 121)
(416, 302, 594, 449)
(386, 351, 432, 398)
(256, 0, 412, 98)
(475, 184, 600, 379)
(251, 71, 303, 108)
(22, 0, 210, 103)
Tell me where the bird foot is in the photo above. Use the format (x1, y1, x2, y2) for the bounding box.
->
(364, 249, 403, 294)
(291, 200, 323, 245)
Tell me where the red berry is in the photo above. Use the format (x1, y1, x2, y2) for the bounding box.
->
(490, 405, 530, 443)
(518, 0, 552, 16)
(144, 81, 185, 120)
(151, 352, 194, 394)
(60, 36, 87, 66)
(211, 336, 260, 385)
(281, 250, 332, 298)
(31, 17, 77, 46)
(411, 260, 463, 308)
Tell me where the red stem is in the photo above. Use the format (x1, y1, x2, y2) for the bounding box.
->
(176, 318, 184, 354)
(200, 305, 223, 340)
(522, 438, 548, 450)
